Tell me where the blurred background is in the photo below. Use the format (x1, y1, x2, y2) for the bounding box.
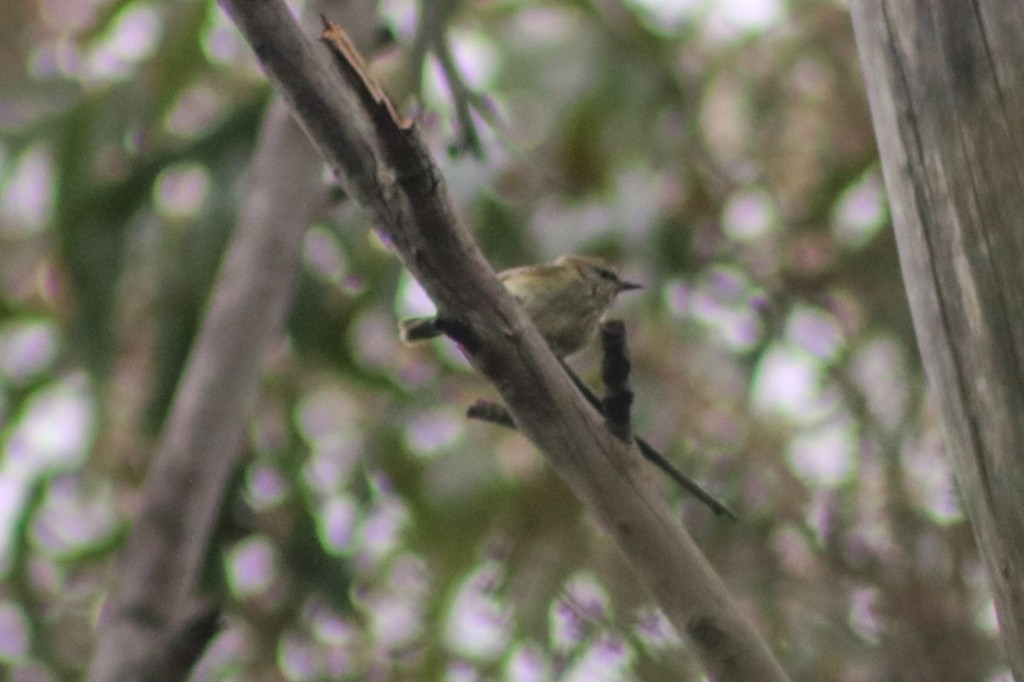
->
(0, 0, 1007, 679)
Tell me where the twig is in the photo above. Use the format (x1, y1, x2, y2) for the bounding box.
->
(600, 321, 734, 520)
(409, 0, 501, 158)
(467, 378, 736, 522)
(560, 360, 736, 521)
(600, 320, 634, 441)
(467, 399, 516, 429)
(466, 321, 735, 520)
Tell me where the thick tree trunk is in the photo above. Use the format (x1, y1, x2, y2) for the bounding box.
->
(851, 1, 1024, 676)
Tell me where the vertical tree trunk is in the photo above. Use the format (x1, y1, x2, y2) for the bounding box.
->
(851, 1, 1024, 676)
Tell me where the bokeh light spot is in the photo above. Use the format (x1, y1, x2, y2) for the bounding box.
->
(278, 632, 321, 682)
(303, 225, 347, 285)
(227, 536, 277, 598)
(786, 419, 856, 487)
(317, 495, 358, 554)
(0, 319, 59, 384)
(1, 145, 54, 235)
(246, 464, 289, 510)
(84, 1, 162, 81)
(751, 344, 835, 422)
(833, 169, 888, 248)
(445, 562, 509, 660)
(153, 163, 210, 219)
(504, 643, 551, 682)
(163, 84, 228, 138)
(690, 266, 764, 352)
(31, 476, 120, 558)
(722, 188, 777, 242)
(623, 0, 702, 30)
(706, 0, 786, 39)
(402, 409, 464, 457)
(0, 600, 30, 661)
(5, 374, 96, 471)
(785, 305, 844, 362)
(564, 635, 633, 682)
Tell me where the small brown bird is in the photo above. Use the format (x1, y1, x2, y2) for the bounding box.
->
(400, 255, 641, 358)
(401, 256, 734, 518)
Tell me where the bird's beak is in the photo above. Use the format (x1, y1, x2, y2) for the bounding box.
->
(618, 280, 643, 292)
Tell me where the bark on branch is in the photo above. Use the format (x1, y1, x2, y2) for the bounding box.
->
(851, 0, 1024, 675)
(211, 3, 787, 679)
(87, 99, 322, 682)
(86, 2, 382, 680)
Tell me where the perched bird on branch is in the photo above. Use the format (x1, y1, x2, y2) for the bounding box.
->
(400, 255, 735, 519)
(400, 255, 641, 358)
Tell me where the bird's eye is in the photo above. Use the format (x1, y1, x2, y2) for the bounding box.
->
(596, 268, 618, 282)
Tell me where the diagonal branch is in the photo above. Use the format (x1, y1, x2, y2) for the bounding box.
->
(86, 2, 384, 680)
(216, 4, 790, 680)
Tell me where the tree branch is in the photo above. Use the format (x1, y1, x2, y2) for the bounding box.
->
(86, 2, 384, 680)
(211, 4, 786, 679)
(599, 320, 634, 440)
(410, 0, 500, 158)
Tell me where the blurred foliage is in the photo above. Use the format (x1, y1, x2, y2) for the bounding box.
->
(0, 0, 1007, 680)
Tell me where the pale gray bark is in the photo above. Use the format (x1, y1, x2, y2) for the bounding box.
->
(851, 1, 1024, 676)
(86, 3, 381, 680)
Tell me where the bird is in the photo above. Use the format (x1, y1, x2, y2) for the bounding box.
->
(400, 256, 735, 519)
(399, 255, 641, 358)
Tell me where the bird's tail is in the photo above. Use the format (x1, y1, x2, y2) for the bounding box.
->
(399, 317, 441, 345)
